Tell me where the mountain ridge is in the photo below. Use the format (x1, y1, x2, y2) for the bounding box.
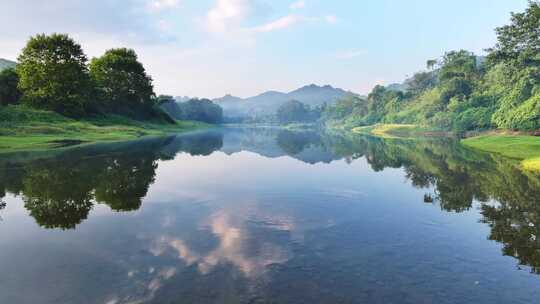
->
(0, 58, 17, 71)
(213, 84, 357, 118)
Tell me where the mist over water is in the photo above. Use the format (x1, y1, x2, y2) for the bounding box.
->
(1, 127, 540, 304)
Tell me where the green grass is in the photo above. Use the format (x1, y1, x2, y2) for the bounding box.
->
(462, 135, 540, 172)
(351, 124, 441, 138)
(0, 105, 211, 152)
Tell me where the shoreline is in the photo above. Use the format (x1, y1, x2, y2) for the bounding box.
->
(0, 105, 213, 153)
(337, 123, 540, 172)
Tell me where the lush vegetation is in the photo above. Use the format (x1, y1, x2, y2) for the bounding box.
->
(0, 105, 208, 152)
(0, 68, 21, 105)
(276, 100, 322, 124)
(352, 124, 439, 138)
(159, 96, 223, 124)
(323, 2, 540, 133)
(16, 34, 94, 116)
(0, 33, 213, 151)
(463, 135, 540, 171)
(89, 48, 160, 120)
(11, 34, 167, 120)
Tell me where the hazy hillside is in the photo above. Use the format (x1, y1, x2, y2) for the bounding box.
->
(174, 96, 192, 103)
(288, 84, 351, 106)
(386, 83, 409, 92)
(214, 84, 356, 118)
(0, 58, 16, 71)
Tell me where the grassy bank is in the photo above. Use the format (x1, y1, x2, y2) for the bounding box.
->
(462, 135, 540, 171)
(351, 124, 446, 139)
(0, 105, 210, 152)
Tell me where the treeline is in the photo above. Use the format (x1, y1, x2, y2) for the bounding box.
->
(0, 33, 173, 122)
(324, 1, 540, 132)
(276, 100, 323, 124)
(159, 96, 223, 124)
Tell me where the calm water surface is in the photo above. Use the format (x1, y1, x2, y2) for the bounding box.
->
(1, 127, 539, 304)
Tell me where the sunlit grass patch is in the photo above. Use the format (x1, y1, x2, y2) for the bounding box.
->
(462, 135, 540, 172)
(0, 105, 211, 153)
(523, 157, 540, 171)
(352, 124, 438, 138)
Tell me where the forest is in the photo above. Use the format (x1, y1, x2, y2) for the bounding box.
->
(0, 34, 224, 125)
(323, 1, 540, 132)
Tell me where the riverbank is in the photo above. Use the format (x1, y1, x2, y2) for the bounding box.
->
(351, 124, 450, 138)
(345, 123, 540, 172)
(462, 135, 540, 171)
(0, 105, 211, 152)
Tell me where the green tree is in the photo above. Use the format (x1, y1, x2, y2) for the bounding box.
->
(488, 1, 540, 130)
(487, 1, 540, 68)
(426, 59, 438, 70)
(405, 71, 438, 96)
(89, 48, 155, 115)
(277, 100, 311, 124)
(16, 34, 92, 116)
(174, 98, 223, 123)
(0, 68, 21, 105)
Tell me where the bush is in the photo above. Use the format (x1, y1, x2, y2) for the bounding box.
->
(0, 68, 21, 105)
(453, 107, 494, 131)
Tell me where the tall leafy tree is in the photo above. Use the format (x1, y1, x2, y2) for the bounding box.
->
(487, 1, 540, 67)
(489, 1, 540, 130)
(89, 48, 155, 114)
(16, 34, 92, 116)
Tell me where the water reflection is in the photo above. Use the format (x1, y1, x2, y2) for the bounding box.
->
(1, 127, 540, 303)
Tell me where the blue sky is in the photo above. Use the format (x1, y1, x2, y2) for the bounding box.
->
(0, 0, 530, 98)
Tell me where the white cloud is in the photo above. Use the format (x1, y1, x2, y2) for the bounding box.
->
(325, 15, 337, 24)
(252, 14, 303, 33)
(148, 0, 181, 12)
(290, 1, 305, 10)
(205, 0, 332, 36)
(206, 0, 251, 33)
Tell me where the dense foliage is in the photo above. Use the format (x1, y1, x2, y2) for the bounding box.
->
(324, 1, 540, 132)
(89, 48, 156, 118)
(0, 68, 21, 106)
(276, 100, 322, 124)
(3, 34, 174, 123)
(160, 96, 223, 124)
(16, 34, 92, 116)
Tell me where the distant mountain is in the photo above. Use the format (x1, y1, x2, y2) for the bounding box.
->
(0, 58, 16, 71)
(214, 84, 357, 118)
(288, 84, 351, 107)
(213, 94, 243, 103)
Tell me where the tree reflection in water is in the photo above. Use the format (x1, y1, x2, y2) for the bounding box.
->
(0, 127, 540, 273)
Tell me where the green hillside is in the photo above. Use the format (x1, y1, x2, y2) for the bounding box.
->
(0, 58, 16, 71)
(323, 2, 540, 133)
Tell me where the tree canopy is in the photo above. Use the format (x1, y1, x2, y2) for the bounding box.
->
(90, 48, 155, 116)
(277, 100, 321, 124)
(323, 1, 540, 132)
(16, 34, 92, 116)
